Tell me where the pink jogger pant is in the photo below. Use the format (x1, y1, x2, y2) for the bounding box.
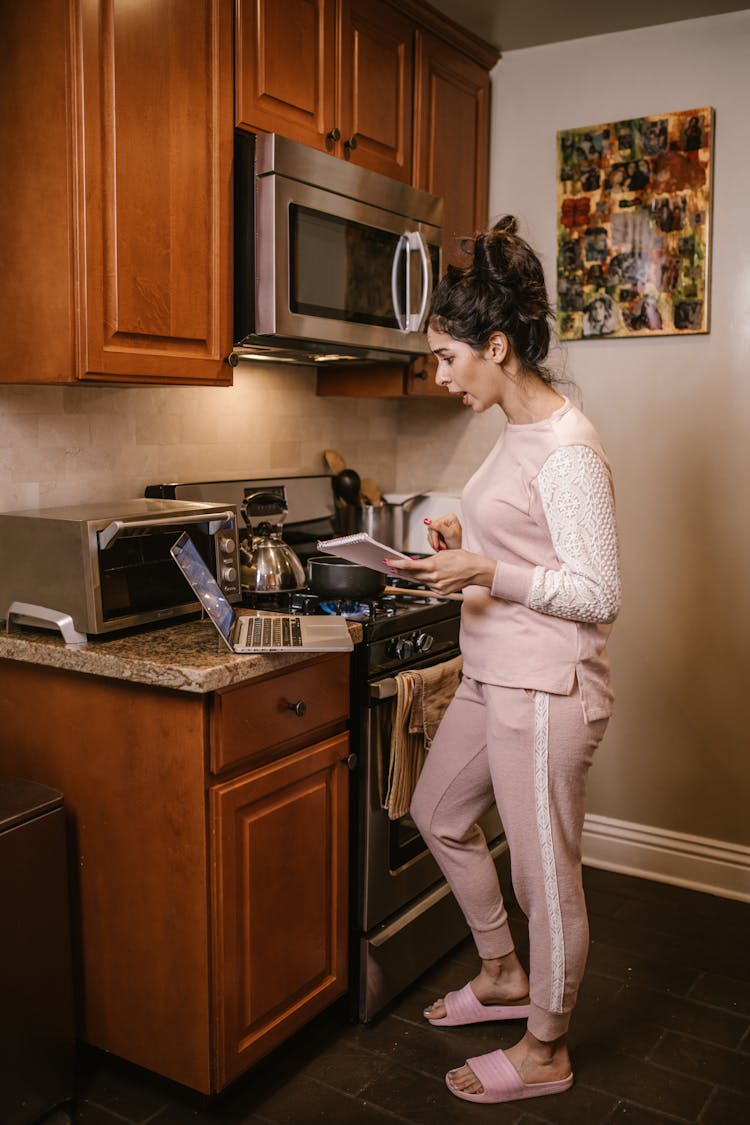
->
(410, 675, 608, 1041)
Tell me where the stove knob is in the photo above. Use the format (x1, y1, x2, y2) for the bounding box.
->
(222, 566, 238, 584)
(219, 536, 235, 554)
(415, 632, 434, 653)
(395, 637, 414, 661)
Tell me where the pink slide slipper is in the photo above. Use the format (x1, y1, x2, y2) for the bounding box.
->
(446, 1048, 573, 1104)
(425, 982, 530, 1026)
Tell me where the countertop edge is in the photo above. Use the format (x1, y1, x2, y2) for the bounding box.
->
(0, 619, 362, 693)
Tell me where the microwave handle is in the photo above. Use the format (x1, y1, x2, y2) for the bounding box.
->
(391, 233, 434, 334)
(98, 510, 235, 550)
(409, 232, 433, 333)
(391, 234, 408, 332)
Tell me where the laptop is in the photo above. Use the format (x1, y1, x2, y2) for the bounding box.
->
(170, 532, 353, 654)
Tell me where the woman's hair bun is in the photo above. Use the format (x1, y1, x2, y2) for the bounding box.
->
(429, 215, 555, 381)
(492, 215, 518, 236)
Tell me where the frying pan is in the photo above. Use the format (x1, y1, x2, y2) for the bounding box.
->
(306, 556, 386, 600)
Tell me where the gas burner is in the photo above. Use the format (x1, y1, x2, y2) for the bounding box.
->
(319, 600, 373, 622)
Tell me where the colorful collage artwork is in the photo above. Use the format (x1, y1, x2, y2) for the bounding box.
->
(556, 108, 713, 339)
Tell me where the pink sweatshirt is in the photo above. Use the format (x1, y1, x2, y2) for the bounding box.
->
(460, 397, 621, 722)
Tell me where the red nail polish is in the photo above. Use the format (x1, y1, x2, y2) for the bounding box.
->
(439, 544, 446, 550)
(424, 518, 432, 524)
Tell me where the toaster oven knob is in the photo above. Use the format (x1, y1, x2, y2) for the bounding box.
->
(222, 566, 238, 584)
(415, 632, 434, 653)
(395, 637, 414, 661)
(219, 536, 235, 554)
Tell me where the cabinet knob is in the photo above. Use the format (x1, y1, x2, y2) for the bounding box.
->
(326, 127, 341, 143)
(286, 699, 307, 718)
(344, 134, 358, 152)
(341, 752, 358, 771)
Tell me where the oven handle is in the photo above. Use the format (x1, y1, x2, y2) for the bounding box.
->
(371, 678, 398, 700)
(98, 511, 235, 549)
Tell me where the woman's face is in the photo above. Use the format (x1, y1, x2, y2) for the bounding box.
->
(427, 326, 498, 413)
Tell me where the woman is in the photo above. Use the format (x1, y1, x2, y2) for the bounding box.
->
(386, 217, 621, 1107)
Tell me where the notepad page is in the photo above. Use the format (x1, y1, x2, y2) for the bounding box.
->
(316, 533, 412, 573)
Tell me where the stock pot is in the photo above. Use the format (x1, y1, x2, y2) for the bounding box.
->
(334, 492, 424, 549)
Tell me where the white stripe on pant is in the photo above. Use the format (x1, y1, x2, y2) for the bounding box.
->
(410, 675, 608, 1041)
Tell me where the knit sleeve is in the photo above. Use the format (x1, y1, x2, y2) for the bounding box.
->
(489, 444, 621, 624)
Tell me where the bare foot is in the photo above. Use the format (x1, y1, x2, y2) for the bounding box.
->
(423, 951, 529, 1022)
(447, 1031, 572, 1096)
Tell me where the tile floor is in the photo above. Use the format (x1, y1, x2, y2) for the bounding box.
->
(62, 867, 749, 1124)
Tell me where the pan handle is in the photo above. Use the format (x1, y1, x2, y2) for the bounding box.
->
(383, 585, 463, 602)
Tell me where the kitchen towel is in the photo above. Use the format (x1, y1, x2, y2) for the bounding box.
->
(383, 655, 463, 820)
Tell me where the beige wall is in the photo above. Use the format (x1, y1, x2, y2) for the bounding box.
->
(428, 9, 749, 847)
(0, 368, 401, 512)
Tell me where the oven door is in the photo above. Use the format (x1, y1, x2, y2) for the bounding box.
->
(361, 654, 503, 934)
(255, 174, 441, 355)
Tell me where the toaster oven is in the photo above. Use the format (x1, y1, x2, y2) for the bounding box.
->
(0, 499, 240, 637)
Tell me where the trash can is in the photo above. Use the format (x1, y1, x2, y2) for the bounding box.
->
(0, 778, 75, 1124)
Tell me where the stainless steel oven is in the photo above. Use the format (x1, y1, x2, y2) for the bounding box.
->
(353, 617, 506, 1022)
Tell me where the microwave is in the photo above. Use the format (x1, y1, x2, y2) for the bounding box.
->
(232, 131, 443, 365)
(0, 499, 241, 638)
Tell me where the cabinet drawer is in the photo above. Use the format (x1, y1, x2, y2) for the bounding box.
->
(210, 655, 349, 773)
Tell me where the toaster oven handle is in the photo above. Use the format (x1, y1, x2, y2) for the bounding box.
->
(98, 510, 235, 549)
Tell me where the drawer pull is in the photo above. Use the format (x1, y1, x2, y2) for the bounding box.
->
(342, 752, 358, 771)
(286, 699, 307, 718)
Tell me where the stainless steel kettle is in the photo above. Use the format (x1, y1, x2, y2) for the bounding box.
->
(240, 488, 306, 594)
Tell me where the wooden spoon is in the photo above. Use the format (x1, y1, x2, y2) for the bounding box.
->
(323, 449, 347, 476)
(360, 477, 385, 507)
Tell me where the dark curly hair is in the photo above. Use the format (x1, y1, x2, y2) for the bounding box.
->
(429, 216, 556, 383)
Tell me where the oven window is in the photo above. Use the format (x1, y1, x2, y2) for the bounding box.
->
(99, 525, 213, 620)
(289, 205, 402, 328)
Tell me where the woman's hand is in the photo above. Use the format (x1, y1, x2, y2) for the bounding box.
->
(386, 549, 495, 596)
(424, 512, 462, 551)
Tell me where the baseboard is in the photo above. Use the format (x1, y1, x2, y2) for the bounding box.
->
(582, 813, 750, 902)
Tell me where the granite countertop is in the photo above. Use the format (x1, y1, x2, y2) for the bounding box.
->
(0, 615, 362, 694)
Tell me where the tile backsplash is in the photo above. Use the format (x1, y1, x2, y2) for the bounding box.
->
(0, 366, 500, 513)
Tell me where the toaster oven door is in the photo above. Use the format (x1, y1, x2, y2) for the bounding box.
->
(94, 514, 237, 629)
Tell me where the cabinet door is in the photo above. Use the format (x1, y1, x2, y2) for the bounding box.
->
(414, 30, 490, 266)
(0, 0, 77, 383)
(236, 0, 337, 151)
(338, 0, 413, 182)
(78, 0, 233, 383)
(211, 732, 349, 1087)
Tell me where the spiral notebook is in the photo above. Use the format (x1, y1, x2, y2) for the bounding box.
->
(316, 533, 412, 574)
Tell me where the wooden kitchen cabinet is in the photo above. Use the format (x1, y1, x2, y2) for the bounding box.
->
(311, 3, 497, 398)
(212, 731, 349, 1086)
(236, 0, 413, 182)
(413, 28, 492, 266)
(1, 0, 234, 385)
(0, 651, 350, 1094)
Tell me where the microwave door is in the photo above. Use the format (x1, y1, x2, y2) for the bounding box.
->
(255, 176, 440, 355)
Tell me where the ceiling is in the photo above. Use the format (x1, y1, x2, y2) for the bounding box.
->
(428, 0, 748, 52)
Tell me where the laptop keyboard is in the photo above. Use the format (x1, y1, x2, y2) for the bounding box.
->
(239, 614, 303, 649)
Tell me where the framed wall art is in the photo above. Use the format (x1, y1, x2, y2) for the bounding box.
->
(556, 107, 714, 340)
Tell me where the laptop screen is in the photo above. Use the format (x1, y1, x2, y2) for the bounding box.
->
(170, 532, 235, 645)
